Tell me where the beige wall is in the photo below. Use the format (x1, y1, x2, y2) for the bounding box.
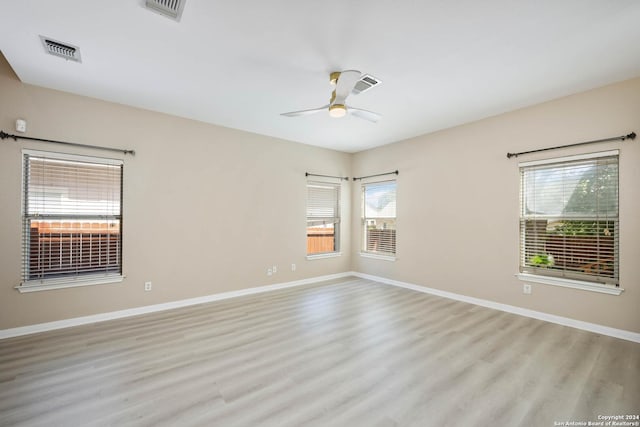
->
(351, 77, 640, 332)
(1, 48, 638, 334)
(0, 56, 351, 329)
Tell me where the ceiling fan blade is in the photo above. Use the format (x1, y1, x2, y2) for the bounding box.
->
(333, 70, 361, 105)
(280, 105, 329, 117)
(348, 107, 381, 123)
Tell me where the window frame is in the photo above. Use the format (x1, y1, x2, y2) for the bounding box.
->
(360, 179, 397, 260)
(306, 180, 341, 259)
(17, 149, 124, 293)
(516, 150, 622, 295)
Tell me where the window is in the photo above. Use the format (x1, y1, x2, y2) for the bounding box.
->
(519, 151, 619, 287)
(21, 150, 123, 290)
(362, 180, 396, 256)
(306, 181, 340, 256)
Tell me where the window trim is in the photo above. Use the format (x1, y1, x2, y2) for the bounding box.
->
(517, 149, 620, 294)
(16, 274, 124, 293)
(516, 273, 623, 296)
(359, 252, 396, 261)
(361, 179, 397, 257)
(18, 149, 124, 292)
(306, 252, 342, 260)
(518, 149, 619, 167)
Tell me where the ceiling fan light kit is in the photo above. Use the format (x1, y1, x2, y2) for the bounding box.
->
(329, 104, 347, 118)
(281, 70, 382, 123)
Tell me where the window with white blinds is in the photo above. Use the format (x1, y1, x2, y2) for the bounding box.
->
(519, 151, 619, 286)
(307, 181, 340, 255)
(22, 150, 123, 287)
(362, 180, 397, 256)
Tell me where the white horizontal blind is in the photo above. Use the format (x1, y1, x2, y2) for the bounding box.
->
(22, 151, 123, 284)
(307, 181, 340, 254)
(519, 153, 618, 286)
(362, 180, 396, 255)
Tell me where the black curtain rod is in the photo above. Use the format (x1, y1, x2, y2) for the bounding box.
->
(305, 172, 349, 181)
(506, 132, 635, 159)
(353, 170, 399, 181)
(1, 130, 135, 155)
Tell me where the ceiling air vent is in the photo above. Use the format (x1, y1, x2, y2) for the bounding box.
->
(352, 74, 382, 95)
(40, 36, 81, 62)
(145, 0, 186, 21)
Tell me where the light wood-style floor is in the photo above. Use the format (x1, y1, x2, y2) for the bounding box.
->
(0, 277, 638, 427)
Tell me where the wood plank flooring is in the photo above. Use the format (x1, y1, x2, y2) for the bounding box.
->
(0, 277, 638, 427)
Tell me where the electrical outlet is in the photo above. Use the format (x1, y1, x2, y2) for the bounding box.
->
(267, 268, 272, 276)
(144, 281, 152, 291)
(523, 283, 532, 295)
(272, 265, 277, 274)
(291, 263, 296, 272)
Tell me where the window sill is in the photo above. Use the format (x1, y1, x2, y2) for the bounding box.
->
(306, 252, 342, 260)
(360, 252, 396, 262)
(16, 275, 124, 293)
(516, 273, 623, 295)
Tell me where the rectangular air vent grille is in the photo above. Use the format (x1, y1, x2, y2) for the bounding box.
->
(352, 74, 382, 95)
(145, 0, 186, 21)
(40, 36, 81, 62)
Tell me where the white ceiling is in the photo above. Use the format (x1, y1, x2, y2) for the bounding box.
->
(2, 1, 640, 153)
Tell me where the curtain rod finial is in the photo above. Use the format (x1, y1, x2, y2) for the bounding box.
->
(626, 132, 636, 140)
(0, 130, 17, 141)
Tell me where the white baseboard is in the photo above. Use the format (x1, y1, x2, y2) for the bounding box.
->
(351, 272, 640, 343)
(3, 270, 638, 344)
(0, 271, 353, 340)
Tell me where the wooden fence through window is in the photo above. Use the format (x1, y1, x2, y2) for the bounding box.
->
(28, 221, 121, 279)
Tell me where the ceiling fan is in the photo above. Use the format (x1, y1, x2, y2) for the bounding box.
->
(281, 70, 382, 123)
